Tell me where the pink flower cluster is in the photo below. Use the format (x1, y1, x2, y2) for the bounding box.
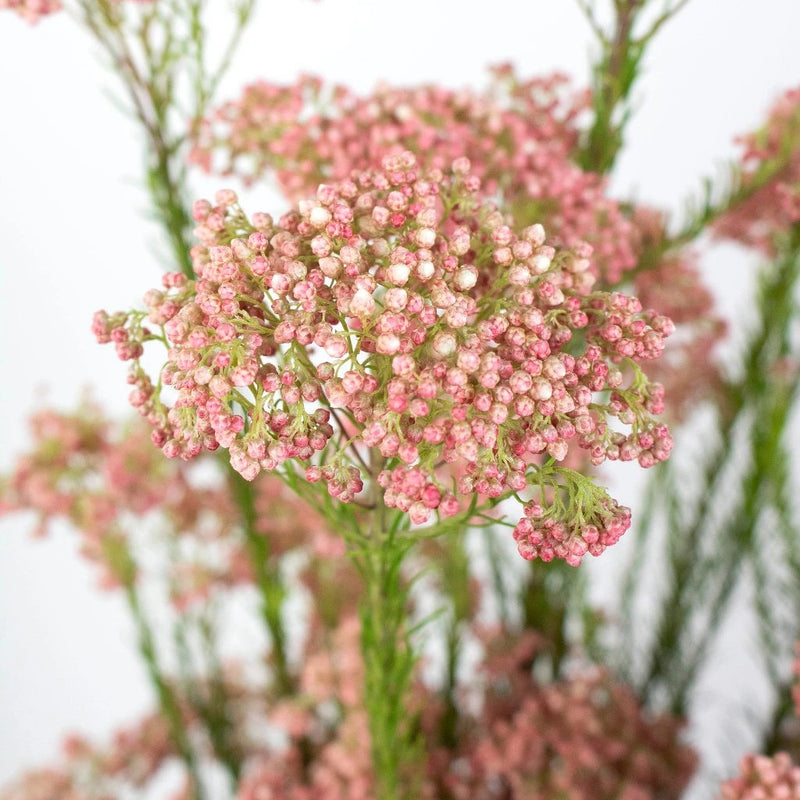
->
(0, 541, 696, 800)
(450, 667, 697, 800)
(0, 405, 155, 586)
(96, 153, 673, 564)
(718, 753, 800, 800)
(512, 480, 633, 566)
(0, 0, 152, 22)
(233, 621, 695, 800)
(0, 713, 175, 800)
(711, 641, 800, 798)
(0, 404, 242, 592)
(237, 713, 377, 800)
(715, 87, 800, 252)
(191, 70, 728, 433)
(0, 0, 61, 22)
(191, 69, 640, 285)
(1, 400, 341, 611)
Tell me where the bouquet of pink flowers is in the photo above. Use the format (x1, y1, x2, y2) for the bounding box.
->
(2, 2, 799, 798)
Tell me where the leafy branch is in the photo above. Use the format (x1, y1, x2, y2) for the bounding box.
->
(621, 226, 800, 716)
(73, 0, 256, 276)
(576, 0, 692, 175)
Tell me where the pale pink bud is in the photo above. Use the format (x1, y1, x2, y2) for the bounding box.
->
(376, 333, 401, 355)
(324, 336, 348, 358)
(416, 260, 435, 281)
(432, 332, 457, 357)
(349, 288, 376, 317)
(531, 254, 552, 274)
(523, 224, 546, 246)
(454, 266, 478, 291)
(384, 287, 408, 310)
(531, 377, 553, 401)
(387, 262, 410, 285)
(309, 206, 332, 228)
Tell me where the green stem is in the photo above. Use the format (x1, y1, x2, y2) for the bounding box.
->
(578, 0, 640, 174)
(147, 142, 195, 276)
(522, 561, 578, 678)
(355, 455, 421, 800)
(197, 614, 243, 783)
(484, 528, 512, 628)
(438, 622, 461, 750)
(171, 609, 242, 784)
(436, 532, 471, 749)
(74, 0, 257, 279)
(761, 684, 800, 758)
(163, 531, 241, 783)
(228, 468, 294, 696)
(631, 228, 800, 711)
(124, 582, 205, 799)
(576, 0, 691, 175)
(625, 152, 800, 285)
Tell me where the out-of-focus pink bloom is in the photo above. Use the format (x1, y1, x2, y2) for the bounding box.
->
(715, 87, 800, 252)
(191, 70, 641, 285)
(718, 752, 800, 799)
(0, 0, 61, 22)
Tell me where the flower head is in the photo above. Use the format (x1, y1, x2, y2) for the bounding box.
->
(718, 753, 800, 800)
(192, 70, 639, 285)
(96, 153, 672, 564)
(715, 87, 800, 252)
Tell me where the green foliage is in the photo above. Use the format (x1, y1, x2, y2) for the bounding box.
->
(75, 0, 256, 276)
(124, 580, 207, 799)
(576, 0, 691, 175)
(621, 228, 800, 722)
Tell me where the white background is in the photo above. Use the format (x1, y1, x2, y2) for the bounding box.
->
(1, 0, 799, 791)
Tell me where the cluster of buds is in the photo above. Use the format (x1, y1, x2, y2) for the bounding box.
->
(0, 404, 250, 593)
(0, 712, 175, 800)
(0, 405, 149, 587)
(512, 468, 635, 566)
(237, 713, 377, 800)
(191, 69, 640, 285)
(453, 668, 697, 800)
(0, 0, 61, 22)
(0, 0, 154, 23)
(717, 753, 800, 799)
(96, 152, 673, 564)
(0, 603, 697, 800)
(715, 86, 800, 252)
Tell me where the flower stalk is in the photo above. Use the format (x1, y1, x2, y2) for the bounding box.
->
(354, 457, 422, 800)
(123, 579, 206, 799)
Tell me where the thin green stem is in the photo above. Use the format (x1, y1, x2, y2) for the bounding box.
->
(165, 540, 240, 785)
(435, 532, 471, 749)
(577, 0, 691, 175)
(124, 582, 205, 799)
(354, 454, 422, 800)
(228, 468, 294, 696)
(625, 152, 799, 285)
(522, 560, 581, 678)
(631, 228, 800, 711)
(196, 613, 243, 783)
(74, 0, 257, 277)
